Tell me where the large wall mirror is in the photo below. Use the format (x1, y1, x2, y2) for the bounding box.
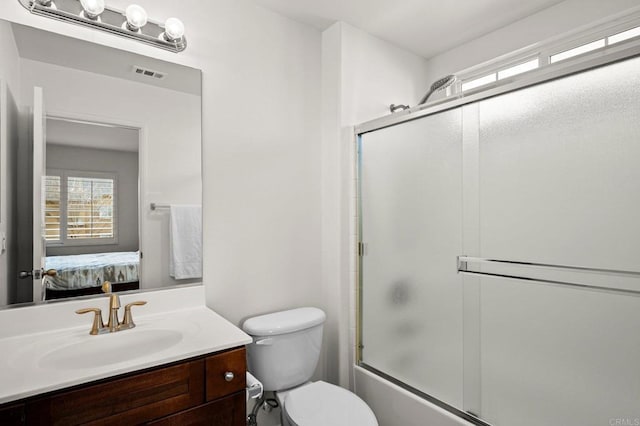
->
(0, 20, 202, 308)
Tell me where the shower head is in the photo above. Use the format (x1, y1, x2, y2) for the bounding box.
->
(418, 74, 457, 105)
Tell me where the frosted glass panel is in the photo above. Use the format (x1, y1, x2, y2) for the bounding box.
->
(480, 277, 640, 426)
(479, 55, 640, 271)
(359, 109, 463, 406)
(477, 56, 640, 424)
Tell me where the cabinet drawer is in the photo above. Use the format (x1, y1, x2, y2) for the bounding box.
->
(147, 391, 245, 426)
(205, 348, 246, 401)
(27, 359, 205, 426)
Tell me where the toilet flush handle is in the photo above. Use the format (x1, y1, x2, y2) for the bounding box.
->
(254, 337, 273, 346)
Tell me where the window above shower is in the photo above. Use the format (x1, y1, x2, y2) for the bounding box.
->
(454, 11, 640, 96)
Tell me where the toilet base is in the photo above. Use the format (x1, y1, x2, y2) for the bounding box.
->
(274, 381, 378, 426)
(275, 382, 313, 426)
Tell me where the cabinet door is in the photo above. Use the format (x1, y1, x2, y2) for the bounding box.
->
(205, 348, 246, 401)
(146, 391, 245, 426)
(0, 403, 25, 425)
(27, 360, 204, 425)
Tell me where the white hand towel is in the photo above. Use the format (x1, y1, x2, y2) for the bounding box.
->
(169, 205, 202, 279)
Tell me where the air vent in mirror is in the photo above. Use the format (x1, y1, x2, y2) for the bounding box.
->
(133, 66, 166, 80)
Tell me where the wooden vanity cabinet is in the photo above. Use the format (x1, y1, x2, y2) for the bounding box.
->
(0, 402, 25, 425)
(1, 346, 246, 426)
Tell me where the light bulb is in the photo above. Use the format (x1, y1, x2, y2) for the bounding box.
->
(163, 18, 185, 42)
(124, 4, 148, 32)
(80, 0, 105, 19)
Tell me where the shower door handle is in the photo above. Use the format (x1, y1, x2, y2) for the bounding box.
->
(456, 255, 640, 296)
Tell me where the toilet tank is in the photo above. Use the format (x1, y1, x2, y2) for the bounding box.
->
(243, 307, 326, 392)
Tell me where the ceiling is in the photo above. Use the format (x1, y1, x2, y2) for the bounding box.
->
(250, 0, 566, 59)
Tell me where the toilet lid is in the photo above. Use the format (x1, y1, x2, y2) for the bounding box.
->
(284, 381, 378, 426)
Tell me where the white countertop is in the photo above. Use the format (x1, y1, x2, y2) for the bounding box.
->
(0, 286, 252, 404)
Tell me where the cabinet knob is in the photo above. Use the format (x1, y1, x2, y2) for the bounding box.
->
(224, 371, 234, 382)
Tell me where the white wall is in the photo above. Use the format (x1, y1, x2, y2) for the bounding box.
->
(321, 22, 430, 396)
(199, 3, 322, 328)
(426, 0, 640, 83)
(46, 144, 139, 256)
(0, 12, 322, 422)
(18, 58, 201, 291)
(338, 23, 431, 125)
(0, 19, 21, 305)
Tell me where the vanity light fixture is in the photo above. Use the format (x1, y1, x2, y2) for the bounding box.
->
(124, 4, 147, 32)
(18, 0, 187, 53)
(162, 17, 185, 43)
(79, 0, 105, 20)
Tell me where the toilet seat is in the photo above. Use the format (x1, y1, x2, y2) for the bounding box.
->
(283, 381, 378, 426)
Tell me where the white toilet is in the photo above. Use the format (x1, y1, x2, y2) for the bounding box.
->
(243, 307, 378, 426)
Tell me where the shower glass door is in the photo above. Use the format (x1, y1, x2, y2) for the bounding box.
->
(358, 54, 640, 425)
(473, 54, 640, 426)
(359, 108, 464, 408)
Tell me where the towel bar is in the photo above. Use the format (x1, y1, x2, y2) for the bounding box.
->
(150, 203, 170, 210)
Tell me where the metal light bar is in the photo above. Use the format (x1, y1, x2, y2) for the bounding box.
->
(18, 0, 187, 53)
(457, 256, 640, 296)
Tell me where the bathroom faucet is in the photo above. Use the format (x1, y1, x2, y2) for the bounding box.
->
(107, 293, 121, 332)
(75, 281, 147, 335)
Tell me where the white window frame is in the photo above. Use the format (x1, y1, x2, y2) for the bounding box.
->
(453, 9, 640, 98)
(46, 169, 118, 247)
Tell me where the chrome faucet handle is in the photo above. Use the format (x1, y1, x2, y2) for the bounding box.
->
(76, 308, 106, 335)
(120, 301, 147, 330)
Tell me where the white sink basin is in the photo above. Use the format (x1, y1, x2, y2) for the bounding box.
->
(39, 328, 184, 370)
(0, 292, 254, 405)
